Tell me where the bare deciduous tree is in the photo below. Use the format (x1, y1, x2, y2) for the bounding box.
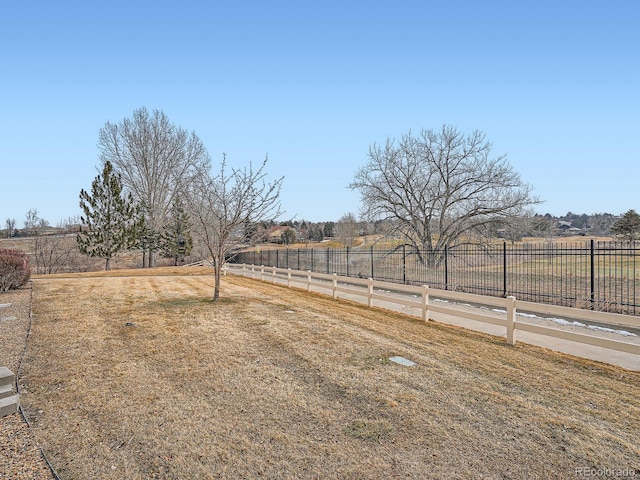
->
(98, 107, 210, 267)
(5, 218, 16, 238)
(23, 210, 81, 274)
(186, 155, 283, 301)
(350, 125, 539, 264)
(335, 212, 359, 247)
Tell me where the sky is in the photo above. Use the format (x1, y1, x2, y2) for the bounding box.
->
(1, 0, 638, 226)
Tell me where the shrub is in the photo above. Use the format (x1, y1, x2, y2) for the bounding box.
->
(0, 249, 31, 292)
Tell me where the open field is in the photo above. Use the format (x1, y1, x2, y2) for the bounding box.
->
(15, 267, 640, 479)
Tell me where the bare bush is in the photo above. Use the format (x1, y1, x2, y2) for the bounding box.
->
(0, 249, 31, 292)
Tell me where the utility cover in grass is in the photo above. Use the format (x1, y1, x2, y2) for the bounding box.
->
(389, 356, 416, 366)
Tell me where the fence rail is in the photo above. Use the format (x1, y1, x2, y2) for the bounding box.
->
(224, 264, 640, 367)
(232, 240, 640, 316)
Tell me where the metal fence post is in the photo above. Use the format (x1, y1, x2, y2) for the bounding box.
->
(590, 239, 595, 310)
(444, 246, 448, 290)
(326, 249, 330, 274)
(402, 244, 406, 284)
(503, 241, 508, 297)
(370, 246, 374, 280)
(347, 247, 350, 278)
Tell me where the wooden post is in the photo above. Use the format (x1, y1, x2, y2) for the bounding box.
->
(287, 268, 292, 288)
(332, 273, 338, 299)
(272, 266, 277, 284)
(307, 271, 312, 292)
(506, 296, 517, 345)
(367, 278, 374, 307)
(422, 285, 429, 321)
(260, 265, 265, 281)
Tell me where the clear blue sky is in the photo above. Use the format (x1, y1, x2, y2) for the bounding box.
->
(1, 0, 638, 226)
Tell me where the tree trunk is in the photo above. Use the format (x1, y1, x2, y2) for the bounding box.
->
(213, 257, 221, 301)
(105, 257, 111, 270)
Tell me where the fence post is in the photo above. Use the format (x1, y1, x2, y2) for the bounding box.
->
(370, 246, 374, 279)
(402, 244, 406, 284)
(346, 247, 350, 278)
(251, 265, 255, 278)
(368, 278, 374, 307)
(444, 246, 448, 290)
(223, 264, 227, 276)
(287, 268, 292, 288)
(272, 266, 277, 284)
(307, 271, 312, 292)
(422, 285, 429, 321)
(590, 239, 595, 310)
(326, 249, 330, 275)
(506, 296, 516, 345)
(333, 273, 338, 299)
(260, 265, 265, 281)
(503, 241, 507, 298)
(242, 264, 246, 276)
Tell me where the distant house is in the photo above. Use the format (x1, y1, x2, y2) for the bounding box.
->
(557, 221, 585, 236)
(266, 226, 290, 244)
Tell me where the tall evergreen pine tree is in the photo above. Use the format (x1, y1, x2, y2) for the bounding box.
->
(610, 209, 640, 241)
(77, 161, 142, 270)
(161, 200, 193, 266)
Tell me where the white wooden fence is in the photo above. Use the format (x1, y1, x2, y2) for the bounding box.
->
(224, 263, 640, 357)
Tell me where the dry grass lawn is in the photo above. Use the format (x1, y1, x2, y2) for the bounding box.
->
(19, 267, 640, 479)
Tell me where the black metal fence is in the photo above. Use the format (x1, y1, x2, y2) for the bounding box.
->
(232, 241, 639, 316)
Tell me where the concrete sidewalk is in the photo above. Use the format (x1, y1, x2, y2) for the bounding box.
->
(231, 268, 640, 371)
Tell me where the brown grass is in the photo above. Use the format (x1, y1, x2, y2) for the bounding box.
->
(20, 267, 640, 479)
